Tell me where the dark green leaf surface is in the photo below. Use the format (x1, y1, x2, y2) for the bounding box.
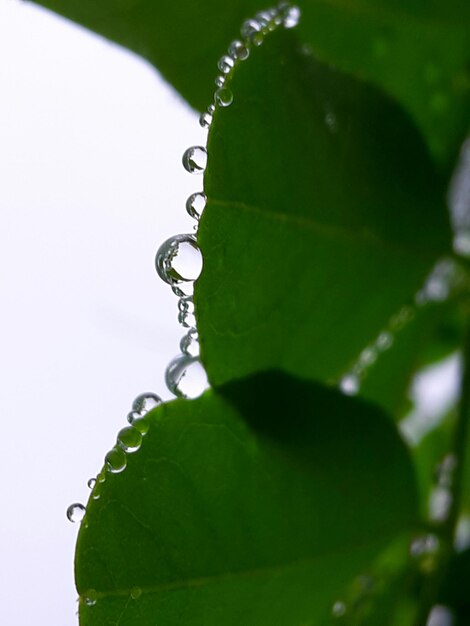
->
(76, 372, 418, 625)
(32, 0, 469, 165)
(195, 29, 451, 388)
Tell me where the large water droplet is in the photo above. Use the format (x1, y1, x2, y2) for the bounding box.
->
(117, 426, 143, 453)
(132, 392, 162, 415)
(217, 55, 234, 75)
(105, 445, 127, 474)
(67, 503, 86, 523)
(186, 192, 207, 221)
(182, 146, 207, 174)
(155, 234, 203, 288)
(165, 354, 209, 399)
(215, 87, 234, 108)
(199, 111, 213, 128)
(228, 40, 249, 61)
(279, 2, 301, 28)
(84, 590, 98, 607)
(87, 478, 96, 490)
(180, 328, 200, 357)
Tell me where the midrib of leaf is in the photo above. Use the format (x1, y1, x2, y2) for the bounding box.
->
(208, 197, 445, 262)
(79, 524, 401, 601)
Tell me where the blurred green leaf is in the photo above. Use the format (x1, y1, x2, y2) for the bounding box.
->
(76, 371, 418, 625)
(195, 29, 451, 388)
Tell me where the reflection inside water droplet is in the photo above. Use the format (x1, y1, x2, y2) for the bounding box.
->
(105, 445, 127, 474)
(165, 354, 209, 398)
(155, 234, 203, 288)
(182, 146, 207, 174)
(66, 503, 86, 523)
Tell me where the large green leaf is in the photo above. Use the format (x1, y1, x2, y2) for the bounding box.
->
(195, 29, 451, 388)
(76, 371, 418, 625)
(32, 0, 469, 165)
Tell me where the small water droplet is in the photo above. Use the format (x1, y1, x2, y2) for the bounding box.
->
(117, 426, 143, 453)
(250, 31, 264, 46)
(359, 346, 378, 367)
(377, 331, 393, 351)
(217, 55, 234, 75)
(182, 146, 207, 174)
(178, 296, 196, 328)
(155, 234, 203, 288)
(214, 75, 226, 88)
(130, 587, 142, 600)
(241, 18, 261, 38)
(105, 445, 127, 474)
(97, 469, 106, 484)
(67, 503, 86, 523)
(279, 2, 301, 28)
(180, 328, 200, 357)
(340, 375, 359, 395)
(325, 111, 338, 133)
(165, 354, 209, 398)
(410, 534, 440, 573)
(429, 486, 452, 522)
(228, 40, 249, 61)
(332, 600, 347, 617)
(127, 411, 150, 436)
(132, 392, 162, 415)
(83, 590, 98, 607)
(208, 104, 215, 114)
(87, 478, 96, 490)
(186, 192, 207, 221)
(199, 111, 213, 128)
(215, 87, 234, 107)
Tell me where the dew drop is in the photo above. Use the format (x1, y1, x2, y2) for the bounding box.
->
(279, 2, 301, 28)
(217, 55, 234, 75)
(199, 111, 213, 128)
(155, 234, 203, 288)
(410, 534, 440, 573)
(332, 600, 347, 617)
(186, 192, 207, 220)
(117, 426, 143, 453)
(132, 392, 162, 415)
(105, 445, 127, 474)
(208, 104, 215, 114)
(66, 503, 86, 523)
(228, 40, 249, 61)
(215, 75, 226, 89)
(182, 146, 207, 174)
(377, 331, 393, 351)
(340, 374, 359, 395)
(251, 31, 264, 46)
(241, 18, 261, 38)
(87, 478, 96, 490)
(127, 412, 150, 436)
(325, 111, 338, 133)
(83, 589, 98, 607)
(165, 354, 209, 398)
(215, 87, 234, 107)
(427, 605, 455, 626)
(130, 587, 142, 600)
(178, 296, 196, 328)
(180, 328, 200, 357)
(97, 469, 106, 484)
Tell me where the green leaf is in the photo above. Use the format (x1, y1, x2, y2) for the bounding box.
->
(32, 1, 469, 164)
(76, 371, 418, 625)
(195, 29, 451, 389)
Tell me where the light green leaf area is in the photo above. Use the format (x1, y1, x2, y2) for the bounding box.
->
(32, 0, 469, 165)
(195, 29, 451, 389)
(76, 371, 418, 626)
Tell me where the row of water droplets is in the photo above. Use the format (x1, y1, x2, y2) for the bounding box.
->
(155, 2, 300, 399)
(67, 0, 301, 529)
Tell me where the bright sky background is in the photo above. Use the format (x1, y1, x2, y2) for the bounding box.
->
(0, 1, 206, 623)
(0, 2, 463, 625)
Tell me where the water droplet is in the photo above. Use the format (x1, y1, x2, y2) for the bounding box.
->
(199, 111, 213, 128)
(325, 111, 338, 133)
(155, 234, 203, 288)
(214, 75, 226, 88)
(178, 296, 196, 328)
(83, 589, 98, 607)
(105, 445, 127, 474)
(359, 346, 378, 367)
(186, 192, 207, 221)
(97, 469, 106, 484)
(117, 426, 143, 453)
(279, 2, 301, 28)
(208, 104, 215, 115)
(182, 146, 207, 174)
(332, 600, 347, 617)
(87, 478, 96, 490)
(429, 486, 452, 522)
(67, 503, 86, 523)
(215, 87, 234, 107)
(377, 331, 393, 351)
(180, 328, 200, 357)
(228, 40, 249, 61)
(241, 19, 261, 39)
(132, 392, 162, 415)
(426, 605, 455, 626)
(130, 587, 142, 600)
(340, 375, 359, 395)
(165, 354, 209, 399)
(251, 31, 264, 46)
(127, 411, 150, 436)
(217, 55, 234, 75)
(410, 534, 440, 573)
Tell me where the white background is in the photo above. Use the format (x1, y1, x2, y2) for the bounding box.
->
(0, 1, 206, 623)
(0, 1, 462, 625)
